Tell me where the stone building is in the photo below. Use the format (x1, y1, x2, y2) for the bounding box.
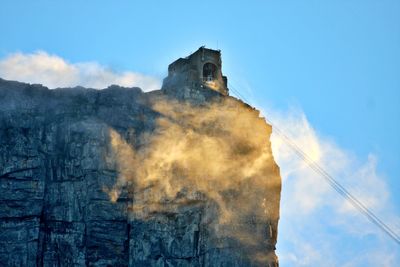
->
(162, 46, 229, 98)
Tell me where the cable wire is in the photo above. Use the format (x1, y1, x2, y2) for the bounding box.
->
(227, 82, 400, 245)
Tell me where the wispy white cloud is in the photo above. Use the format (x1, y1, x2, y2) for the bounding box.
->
(264, 107, 400, 266)
(0, 51, 161, 91)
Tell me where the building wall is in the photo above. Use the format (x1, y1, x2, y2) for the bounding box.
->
(162, 47, 228, 97)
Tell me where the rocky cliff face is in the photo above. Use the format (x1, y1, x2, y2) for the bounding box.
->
(0, 78, 281, 267)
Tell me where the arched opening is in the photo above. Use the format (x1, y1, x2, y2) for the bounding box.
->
(203, 63, 217, 82)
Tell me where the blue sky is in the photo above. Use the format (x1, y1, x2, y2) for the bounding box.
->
(1, 1, 399, 266)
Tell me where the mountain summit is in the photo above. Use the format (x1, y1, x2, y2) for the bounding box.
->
(0, 48, 281, 266)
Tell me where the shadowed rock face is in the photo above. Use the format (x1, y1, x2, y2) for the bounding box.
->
(0, 78, 281, 267)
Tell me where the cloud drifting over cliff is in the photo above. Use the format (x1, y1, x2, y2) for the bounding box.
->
(0, 51, 161, 91)
(107, 98, 281, 265)
(267, 107, 400, 266)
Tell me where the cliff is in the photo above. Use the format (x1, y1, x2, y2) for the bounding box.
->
(0, 77, 281, 267)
